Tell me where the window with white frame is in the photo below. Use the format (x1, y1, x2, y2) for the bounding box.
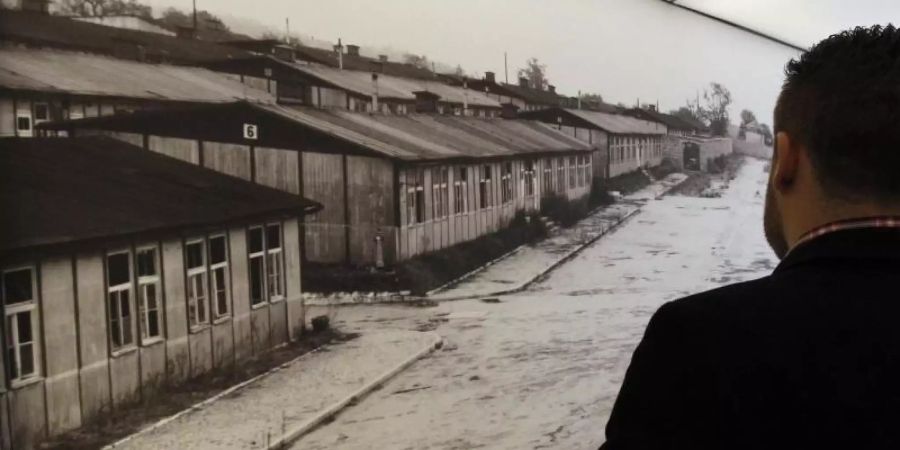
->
(406, 170, 425, 225)
(209, 235, 230, 319)
(248, 224, 284, 305)
(135, 247, 162, 343)
(106, 252, 135, 350)
(479, 165, 493, 208)
(557, 157, 566, 192)
(523, 160, 535, 197)
(453, 166, 468, 214)
(33, 103, 49, 122)
(248, 227, 266, 306)
(568, 156, 577, 189)
(432, 167, 449, 219)
(542, 159, 553, 195)
(3, 267, 40, 383)
(16, 115, 31, 134)
(265, 224, 284, 301)
(501, 162, 513, 203)
(185, 240, 209, 328)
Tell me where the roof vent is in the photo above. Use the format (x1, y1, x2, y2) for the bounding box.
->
(413, 91, 441, 114)
(500, 102, 520, 119)
(273, 45, 295, 62)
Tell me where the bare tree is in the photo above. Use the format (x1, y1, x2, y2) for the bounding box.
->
(57, 0, 152, 18)
(698, 82, 732, 137)
(159, 7, 230, 31)
(740, 109, 758, 126)
(403, 53, 430, 69)
(581, 92, 604, 103)
(261, 31, 302, 47)
(670, 106, 702, 124)
(517, 57, 548, 90)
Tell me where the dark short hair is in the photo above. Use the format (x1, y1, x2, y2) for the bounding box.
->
(776, 24, 900, 201)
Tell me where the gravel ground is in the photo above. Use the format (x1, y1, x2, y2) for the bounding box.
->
(112, 330, 438, 450)
(292, 158, 775, 449)
(429, 173, 689, 301)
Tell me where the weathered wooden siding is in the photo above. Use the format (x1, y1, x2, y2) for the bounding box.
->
(39, 257, 81, 436)
(254, 146, 300, 194)
(302, 152, 346, 263)
(203, 142, 252, 181)
(397, 157, 569, 261)
(148, 135, 199, 164)
(346, 155, 394, 265)
(0, 98, 14, 137)
(4, 218, 306, 447)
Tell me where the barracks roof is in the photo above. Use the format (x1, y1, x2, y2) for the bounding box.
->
(40, 101, 592, 163)
(0, 46, 274, 103)
(0, 136, 320, 255)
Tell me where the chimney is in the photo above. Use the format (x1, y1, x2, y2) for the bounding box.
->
(484, 71, 496, 84)
(519, 77, 529, 88)
(21, 0, 50, 13)
(548, 85, 556, 94)
(175, 25, 196, 39)
(371, 73, 380, 113)
(378, 54, 389, 62)
(462, 78, 468, 113)
(346, 44, 360, 57)
(500, 102, 519, 119)
(577, 90, 582, 110)
(334, 38, 344, 70)
(413, 91, 440, 113)
(273, 44, 294, 62)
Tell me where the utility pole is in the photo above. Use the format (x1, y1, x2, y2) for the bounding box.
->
(285, 18, 290, 43)
(504, 52, 508, 84)
(192, 0, 197, 33)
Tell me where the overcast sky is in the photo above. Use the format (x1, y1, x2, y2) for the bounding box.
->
(144, 0, 899, 125)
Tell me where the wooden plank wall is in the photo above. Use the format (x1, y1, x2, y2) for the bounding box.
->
(346, 155, 395, 265)
(147, 135, 199, 164)
(397, 158, 554, 261)
(203, 142, 252, 181)
(2, 219, 304, 447)
(255, 146, 300, 194)
(301, 152, 346, 263)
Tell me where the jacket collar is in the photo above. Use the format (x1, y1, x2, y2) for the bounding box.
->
(776, 227, 900, 273)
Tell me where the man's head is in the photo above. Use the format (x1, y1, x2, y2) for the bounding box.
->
(765, 24, 900, 258)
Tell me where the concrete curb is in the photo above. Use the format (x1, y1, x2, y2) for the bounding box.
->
(102, 344, 329, 449)
(268, 333, 444, 449)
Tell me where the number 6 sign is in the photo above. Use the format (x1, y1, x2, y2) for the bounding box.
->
(243, 123, 258, 140)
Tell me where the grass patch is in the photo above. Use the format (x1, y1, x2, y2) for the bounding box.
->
(399, 211, 549, 295)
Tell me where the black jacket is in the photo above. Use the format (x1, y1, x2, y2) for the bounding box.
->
(601, 228, 900, 450)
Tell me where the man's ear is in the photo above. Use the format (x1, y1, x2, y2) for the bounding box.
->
(773, 131, 799, 192)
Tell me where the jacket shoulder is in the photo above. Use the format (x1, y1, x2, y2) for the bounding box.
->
(657, 275, 776, 325)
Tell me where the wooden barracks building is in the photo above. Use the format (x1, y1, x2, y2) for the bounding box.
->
(520, 107, 668, 179)
(0, 136, 319, 449)
(42, 100, 594, 267)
